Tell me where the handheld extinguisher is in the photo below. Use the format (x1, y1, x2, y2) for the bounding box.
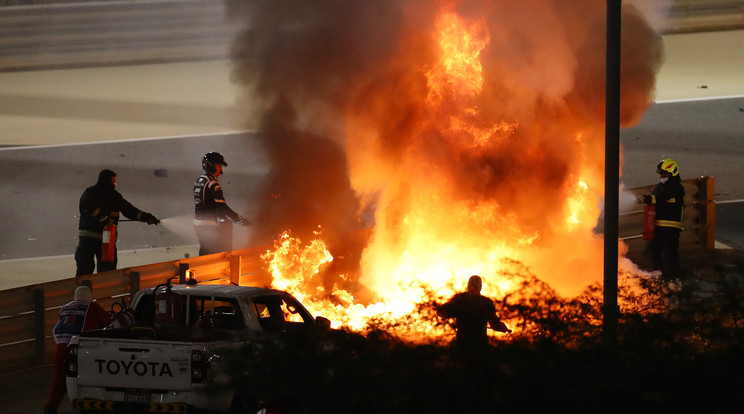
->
(101, 218, 117, 263)
(642, 203, 656, 240)
(155, 280, 184, 326)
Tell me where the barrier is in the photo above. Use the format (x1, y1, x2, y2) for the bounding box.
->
(0, 245, 269, 375)
(0, 1, 742, 71)
(0, 0, 240, 71)
(665, 0, 744, 33)
(0, 178, 715, 375)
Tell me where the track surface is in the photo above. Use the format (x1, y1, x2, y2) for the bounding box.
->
(0, 27, 743, 414)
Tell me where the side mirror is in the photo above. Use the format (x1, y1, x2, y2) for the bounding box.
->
(315, 316, 331, 330)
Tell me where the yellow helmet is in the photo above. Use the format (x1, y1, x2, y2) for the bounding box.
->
(656, 158, 679, 176)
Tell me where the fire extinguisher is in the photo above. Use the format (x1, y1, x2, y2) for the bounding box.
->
(155, 282, 184, 326)
(101, 219, 117, 263)
(642, 203, 656, 240)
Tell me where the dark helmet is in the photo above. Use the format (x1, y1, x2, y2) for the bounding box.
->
(202, 152, 228, 173)
(98, 169, 117, 183)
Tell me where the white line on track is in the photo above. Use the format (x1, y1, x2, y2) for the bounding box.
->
(0, 244, 198, 263)
(716, 199, 744, 205)
(0, 130, 253, 152)
(655, 94, 744, 104)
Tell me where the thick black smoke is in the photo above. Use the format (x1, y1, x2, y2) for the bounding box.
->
(226, 0, 664, 296)
(227, 0, 411, 247)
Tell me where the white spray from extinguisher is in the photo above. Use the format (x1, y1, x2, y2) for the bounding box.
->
(158, 214, 253, 247)
(117, 215, 199, 242)
(157, 215, 198, 242)
(619, 185, 655, 240)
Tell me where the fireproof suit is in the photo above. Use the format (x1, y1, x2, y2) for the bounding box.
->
(439, 291, 509, 351)
(193, 173, 245, 255)
(44, 291, 111, 413)
(642, 175, 685, 278)
(75, 173, 158, 276)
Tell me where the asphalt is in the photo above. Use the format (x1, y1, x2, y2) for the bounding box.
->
(0, 19, 741, 414)
(0, 29, 742, 293)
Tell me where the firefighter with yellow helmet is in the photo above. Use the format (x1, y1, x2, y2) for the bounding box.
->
(637, 158, 685, 278)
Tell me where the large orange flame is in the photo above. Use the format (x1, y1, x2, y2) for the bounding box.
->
(245, 1, 661, 340)
(256, 8, 582, 340)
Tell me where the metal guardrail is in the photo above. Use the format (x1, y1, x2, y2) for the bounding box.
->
(0, 0, 741, 71)
(666, 0, 744, 33)
(0, 0, 240, 71)
(0, 178, 715, 375)
(0, 245, 270, 375)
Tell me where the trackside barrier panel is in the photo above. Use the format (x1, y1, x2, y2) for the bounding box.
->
(0, 178, 715, 374)
(0, 0, 241, 71)
(0, 1, 740, 70)
(0, 247, 267, 375)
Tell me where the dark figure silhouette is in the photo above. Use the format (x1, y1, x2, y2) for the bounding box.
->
(439, 275, 510, 351)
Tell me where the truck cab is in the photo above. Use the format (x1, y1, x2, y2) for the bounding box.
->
(130, 284, 322, 335)
(65, 283, 330, 413)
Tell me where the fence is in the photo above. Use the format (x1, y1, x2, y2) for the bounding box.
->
(0, 177, 715, 375)
(0, 245, 271, 375)
(0, 0, 742, 71)
(0, 0, 239, 71)
(666, 0, 744, 33)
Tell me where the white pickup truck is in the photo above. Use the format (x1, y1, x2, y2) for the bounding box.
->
(65, 282, 332, 413)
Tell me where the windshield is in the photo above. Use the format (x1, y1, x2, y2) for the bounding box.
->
(251, 294, 314, 333)
(189, 296, 245, 330)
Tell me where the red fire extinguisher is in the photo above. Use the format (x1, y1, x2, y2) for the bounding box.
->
(101, 220, 117, 263)
(642, 203, 656, 240)
(155, 283, 184, 326)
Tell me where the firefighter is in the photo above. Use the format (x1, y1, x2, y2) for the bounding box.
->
(44, 286, 111, 414)
(439, 275, 511, 351)
(193, 152, 250, 255)
(638, 158, 685, 279)
(75, 169, 159, 276)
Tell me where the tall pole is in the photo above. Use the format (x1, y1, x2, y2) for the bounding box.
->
(603, 0, 621, 344)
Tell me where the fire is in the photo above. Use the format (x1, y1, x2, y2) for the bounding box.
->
(236, 0, 663, 340)
(259, 10, 539, 340)
(565, 178, 590, 229)
(262, 230, 446, 335)
(427, 12, 488, 102)
(261, 229, 333, 303)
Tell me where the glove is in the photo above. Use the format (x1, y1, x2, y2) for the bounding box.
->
(142, 212, 160, 225)
(492, 321, 511, 333)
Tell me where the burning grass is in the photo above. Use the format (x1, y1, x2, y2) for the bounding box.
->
(220, 250, 744, 413)
(219, 1, 743, 408)
(258, 231, 744, 347)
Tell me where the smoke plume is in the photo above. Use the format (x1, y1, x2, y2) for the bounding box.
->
(227, 0, 664, 298)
